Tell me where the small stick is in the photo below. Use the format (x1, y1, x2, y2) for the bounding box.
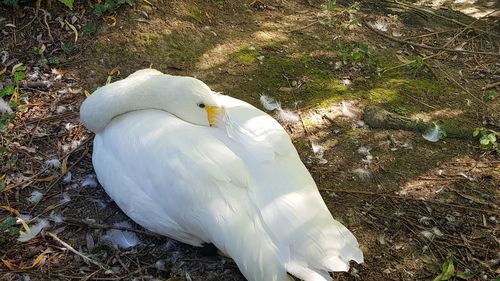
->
(364, 21, 499, 57)
(481, 81, 500, 90)
(394, 1, 500, 39)
(321, 188, 499, 215)
(288, 20, 320, 33)
(63, 217, 160, 237)
(47, 232, 109, 271)
(29, 139, 91, 214)
(41, 9, 54, 42)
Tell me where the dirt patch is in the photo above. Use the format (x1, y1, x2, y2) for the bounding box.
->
(1, 0, 499, 280)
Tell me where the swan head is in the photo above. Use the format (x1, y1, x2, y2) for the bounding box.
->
(80, 69, 223, 132)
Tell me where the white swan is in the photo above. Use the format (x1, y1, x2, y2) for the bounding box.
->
(80, 69, 363, 281)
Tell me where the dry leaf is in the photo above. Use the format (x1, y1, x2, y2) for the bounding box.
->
(0, 205, 20, 216)
(105, 16, 117, 26)
(65, 21, 78, 43)
(30, 251, 48, 268)
(106, 67, 120, 85)
(61, 157, 68, 175)
(1, 259, 16, 270)
(108, 67, 120, 76)
(34, 175, 56, 182)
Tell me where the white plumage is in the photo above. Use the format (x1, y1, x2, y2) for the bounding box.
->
(80, 69, 363, 281)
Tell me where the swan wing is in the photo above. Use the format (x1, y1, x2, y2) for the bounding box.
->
(93, 109, 287, 281)
(217, 95, 364, 278)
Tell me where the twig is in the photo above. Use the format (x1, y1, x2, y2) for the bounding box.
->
(41, 9, 54, 42)
(321, 188, 499, 215)
(63, 217, 160, 237)
(47, 232, 109, 271)
(25, 112, 79, 126)
(288, 20, 320, 33)
(432, 63, 489, 107)
(394, 1, 500, 39)
(403, 29, 458, 40)
(481, 81, 500, 90)
(381, 52, 441, 74)
(29, 138, 91, 214)
(364, 21, 499, 56)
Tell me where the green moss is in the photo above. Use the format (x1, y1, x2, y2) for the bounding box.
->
(134, 32, 162, 47)
(345, 128, 365, 138)
(234, 46, 259, 64)
(368, 87, 399, 103)
(188, 7, 204, 23)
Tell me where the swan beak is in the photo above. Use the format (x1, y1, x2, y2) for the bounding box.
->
(205, 106, 222, 127)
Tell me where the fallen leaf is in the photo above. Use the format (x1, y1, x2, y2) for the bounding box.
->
(105, 16, 116, 26)
(34, 175, 56, 182)
(61, 157, 68, 175)
(106, 67, 120, 85)
(108, 67, 120, 76)
(1, 259, 16, 270)
(65, 21, 78, 43)
(29, 248, 54, 269)
(0, 205, 20, 216)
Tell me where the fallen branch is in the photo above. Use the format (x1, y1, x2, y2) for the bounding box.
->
(19, 80, 66, 90)
(363, 106, 477, 139)
(364, 21, 500, 57)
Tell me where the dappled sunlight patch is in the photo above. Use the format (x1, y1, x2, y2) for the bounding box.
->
(134, 32, 163, 47)
(196, 31, 288, 70)
(411, 108, 465, 122)
(368, 87, 399, 103)
(233, 45, 260, 64)
(252, 31, 288, 42)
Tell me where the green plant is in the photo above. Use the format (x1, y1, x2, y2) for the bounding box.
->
(0, 86, 14, 98)
(0, 65, 25, 154)
(433, 253, 474, 281)
(2, 0, 18, 8)
(482, 90, 497, 102)
(13, 65, 26, 88)
(62, 42, 75, 54)
(214, 0, 224, 7)
(473, 128, 498, 152)
(326, 0, 337, 11)
(0, 217, 19, 244)
(83, 22, 98, 34)
(58, 0, 74, 9)
(94, 0, 134, 16)
(301, 54, 312, 67)
(339, 42, 377, 67)
(188, 7, 204, 23)
(392, 105, 407, 116)
(409, 55, 424, 72)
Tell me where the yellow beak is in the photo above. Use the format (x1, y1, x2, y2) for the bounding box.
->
(205, 106, 222, 127)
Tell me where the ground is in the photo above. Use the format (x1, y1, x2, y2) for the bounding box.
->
(0, 0, 499, 280)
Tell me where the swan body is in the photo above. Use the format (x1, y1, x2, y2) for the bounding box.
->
(80, 69, 363, 281)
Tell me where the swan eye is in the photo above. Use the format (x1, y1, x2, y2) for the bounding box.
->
(198, 103, 206, 109)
